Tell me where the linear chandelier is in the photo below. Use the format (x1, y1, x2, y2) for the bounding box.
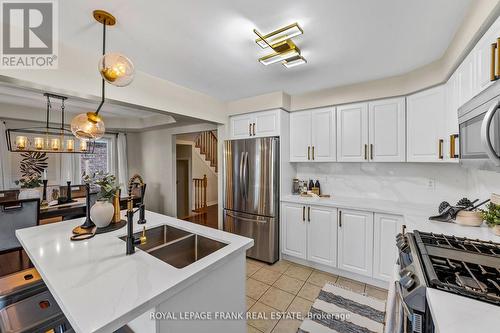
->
(70, 10, 135, 141)
(254, 23, 306, 68)
(6, 93, 95, 154)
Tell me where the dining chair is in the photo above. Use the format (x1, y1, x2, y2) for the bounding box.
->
(0, 190, 19, 203)
(0, 198, 40, 267)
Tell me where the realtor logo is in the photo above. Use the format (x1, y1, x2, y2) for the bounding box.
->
(1, 0, 58, 69)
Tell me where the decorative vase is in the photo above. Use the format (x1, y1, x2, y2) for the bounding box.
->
(491, 225, 500, 236)
(18, 188, 41, 200)
(90, 200, 114, 228)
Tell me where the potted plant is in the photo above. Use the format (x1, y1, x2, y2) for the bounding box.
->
(15, 175, 42, 200)
(86, 171, 120, 228)
(481, 202, 500, 236)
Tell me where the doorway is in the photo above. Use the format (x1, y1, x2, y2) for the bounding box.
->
(176, 159, 190, 219)
(175, 131, 219, 229)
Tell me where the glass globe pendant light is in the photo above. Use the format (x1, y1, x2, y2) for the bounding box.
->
(71, 10, 135, 141)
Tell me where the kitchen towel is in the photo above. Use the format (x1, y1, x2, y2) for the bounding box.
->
(298, 282, 386, 333)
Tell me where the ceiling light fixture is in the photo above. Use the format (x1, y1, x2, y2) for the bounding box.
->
(70, 10, 135, 141)
(6, 93, 96, 154)
(283, 55, 307, 68)
(254, 22, 306, 68)
(255, 23, 303, 49)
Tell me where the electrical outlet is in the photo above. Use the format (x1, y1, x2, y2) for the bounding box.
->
(427, 178, 436, 190)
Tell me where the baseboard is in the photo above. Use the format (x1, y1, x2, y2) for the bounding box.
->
(281, 254, 389, 290)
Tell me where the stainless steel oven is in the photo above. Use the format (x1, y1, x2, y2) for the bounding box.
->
(458, 80, 500, 171)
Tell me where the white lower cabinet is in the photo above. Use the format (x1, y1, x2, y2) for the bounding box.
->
(282, 202, 402, 283)
(281, 203, 337, 265)
(282, 203, 307, 259)
(307, 206, 338, 267)
(373, 213, 402, 281)
(337, 209, 374, 277)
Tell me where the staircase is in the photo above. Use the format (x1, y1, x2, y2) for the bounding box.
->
(195, 131, 218, 173)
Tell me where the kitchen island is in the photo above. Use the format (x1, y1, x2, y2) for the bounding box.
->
(16, 211, 253, 333)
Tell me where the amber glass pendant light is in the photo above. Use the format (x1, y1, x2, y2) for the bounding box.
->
(71, 10, 135, 141)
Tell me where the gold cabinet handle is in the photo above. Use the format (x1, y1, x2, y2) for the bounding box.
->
(364, 144, 368, 160)
(302, 206, 305, 222)
(249, 124, 252, 136)
(308, 146, 310, 160)
(491, 42, 498, 81)
(438, 139, 444, 159)
(312, 146, 315, 160)
(450, 134, 459, 158)
(252, 123, 256, 136)
(370, 144, 374, 160)
(307, 206, 311, 222)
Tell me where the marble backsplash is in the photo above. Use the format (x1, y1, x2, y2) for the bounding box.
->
(294, 162, 500, 206)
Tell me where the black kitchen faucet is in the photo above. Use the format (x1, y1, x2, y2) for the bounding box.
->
(125, 184, 147, 255)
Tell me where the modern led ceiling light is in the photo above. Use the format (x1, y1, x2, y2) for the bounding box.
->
(70, 10, 135, 141)
(282, 55, 307, 68)
(254, 23, 306, 68)
(255, 23, 303, 49)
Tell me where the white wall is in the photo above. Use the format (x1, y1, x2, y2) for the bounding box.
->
(126, 123, 218, 217)
(294, 162, 500, 207)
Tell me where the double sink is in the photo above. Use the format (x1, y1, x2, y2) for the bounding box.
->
(119, 225, 228, 268)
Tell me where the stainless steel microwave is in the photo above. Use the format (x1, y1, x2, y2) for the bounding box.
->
(458, 80, 500, 171)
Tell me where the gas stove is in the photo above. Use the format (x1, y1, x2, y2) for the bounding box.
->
(395, 228, 500, 333)
(414, 231, 500, 305)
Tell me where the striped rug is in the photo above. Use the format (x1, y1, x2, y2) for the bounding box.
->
(298, 283, 386, 333)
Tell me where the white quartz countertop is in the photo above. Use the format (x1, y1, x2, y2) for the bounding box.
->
(427, 289, 500, 333)
(281, 195, 436, 217)
(281, 195, 500, 241)
(16, 211, 253, 333)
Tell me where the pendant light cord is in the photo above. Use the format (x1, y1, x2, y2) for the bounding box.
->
(95, 20, 107, 116)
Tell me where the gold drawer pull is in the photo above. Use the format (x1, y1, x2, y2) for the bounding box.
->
(364, 144, 368, 160)
(450, 134, 459, 159)
(496, 38, 500, 78)
(312, 146, 315, 160)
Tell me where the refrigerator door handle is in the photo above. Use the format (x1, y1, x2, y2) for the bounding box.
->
(243, 152, 249, 198)
(238, 152, 245, 199)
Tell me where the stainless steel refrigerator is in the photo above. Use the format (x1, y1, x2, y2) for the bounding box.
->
(223, 137, 279, 263)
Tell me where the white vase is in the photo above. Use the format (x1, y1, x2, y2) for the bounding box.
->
(90, 200, 114, 228)
(491, 225, 500, 236)
(18, 188, 41, 200)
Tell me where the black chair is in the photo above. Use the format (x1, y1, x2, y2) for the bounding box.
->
(0, 199, 40, 266)
(0, 190, 19, 203)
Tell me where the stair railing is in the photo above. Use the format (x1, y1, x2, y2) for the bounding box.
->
(193, 174, 207, 213)
(195, 131, 218, 172)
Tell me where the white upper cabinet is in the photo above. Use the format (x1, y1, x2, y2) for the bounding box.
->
(373, 213, 402, 282)
(311, 108, 336, 161)
(457, 52, 476, 107)
(290, 111, 312, 161)
(289, 107, 336, 162)
(230, 114, 253, 139)
(474, 16, 500, 97)
(368, 98, 406, 162)
(229, 109, 282, 139)
(307, 206, 337, 267)
(337, 209, 374, 277)
(407, 86, 446, 162)
(444, 73, 460, 162)
(336, 103, 369, 162)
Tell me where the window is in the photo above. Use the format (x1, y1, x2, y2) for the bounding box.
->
(80, 138, 113, 176)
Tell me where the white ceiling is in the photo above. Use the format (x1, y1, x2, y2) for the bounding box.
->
(0, 83, 208, 130)
(60, 0, 472, 101)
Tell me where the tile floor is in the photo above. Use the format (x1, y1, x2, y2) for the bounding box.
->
(246, 258, 388, 333)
